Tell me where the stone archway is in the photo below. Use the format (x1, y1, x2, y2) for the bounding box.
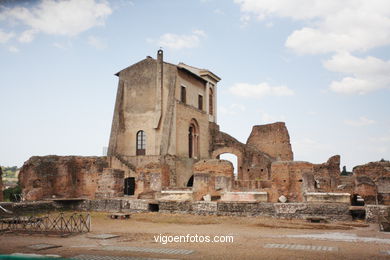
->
(189, 119, 200, 159)
(212, 147, 244, 180)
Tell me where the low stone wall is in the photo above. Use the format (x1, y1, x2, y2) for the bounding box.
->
(221, 191, 268, 202)
(304, 192, 350, 203)
(76, 199, 151, 213)
(0, 201, 58, 217)
(214, 202, 350, 221)
(4, 200, 389, 223)
(74, 199, 351, 221)
(365, 205, 390, 223)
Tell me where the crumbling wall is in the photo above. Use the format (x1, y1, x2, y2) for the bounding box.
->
(209, 123, 246, 179)
(240, 146, 273, 182)
(209, 122, 274, 184)
(353, 160, 390, 182)
(270, 161, 314, 202)
(135, 162, 170, 198)
(175, 157, 196, 188)
(268, 155, 342, 203)
(313, 155, 341, 191)
(19, 156, 108, 201)
(109, 155, 136, 178)
(95, 168, 124, 199)
(192, 159, 233, 200)
(353, 160, 390, 205)
(355, 182, 377, 204)
(246, 122, 293, 161)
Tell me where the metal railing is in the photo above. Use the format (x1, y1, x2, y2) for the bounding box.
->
(0, 212, 90, 234)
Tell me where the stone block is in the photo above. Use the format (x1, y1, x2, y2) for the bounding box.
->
(193, 159, 234, 177)
(304, 192, 351, 203)
(159, 201, 192, 213)
(221, 191, 268, 202)
(192, 201, 217, 214)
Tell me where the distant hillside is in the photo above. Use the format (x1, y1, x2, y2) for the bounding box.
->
(1, 166, 19, 179)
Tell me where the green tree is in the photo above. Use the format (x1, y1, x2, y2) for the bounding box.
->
(3, 185, 22, 202)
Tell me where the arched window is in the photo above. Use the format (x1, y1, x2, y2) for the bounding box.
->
(136, 130, 146, 155)
(188, 119, 199, 158)
(189, 126, 194, 158)
(209, 88, 213, 115)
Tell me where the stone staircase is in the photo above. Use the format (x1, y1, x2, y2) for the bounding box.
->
(113, 154, 136, 172)
(138, 191, 156, 199)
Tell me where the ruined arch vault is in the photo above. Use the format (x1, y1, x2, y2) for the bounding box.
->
(212, 147, 244, 180)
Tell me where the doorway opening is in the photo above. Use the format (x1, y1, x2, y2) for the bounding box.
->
(124, 177, 135, 195)
(351, 194, 365, 206)
(148, 203, 159, 212)
(219, 153, 238, 179)
(187, 175, 194, 187)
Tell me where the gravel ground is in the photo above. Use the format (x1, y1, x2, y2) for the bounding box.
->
(1, 212, 390, 259)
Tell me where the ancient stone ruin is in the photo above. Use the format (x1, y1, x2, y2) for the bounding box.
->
(17, 50, 390, 221)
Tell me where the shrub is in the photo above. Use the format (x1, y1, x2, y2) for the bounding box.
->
(3, 185, 22, 202)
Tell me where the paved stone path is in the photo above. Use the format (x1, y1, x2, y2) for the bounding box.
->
(26, 244, 62, 251)
(264, 243, 338, 252)
(87, 234, 120, 240)
(102, 246, 194, 255)
(72, 255, 176, 260)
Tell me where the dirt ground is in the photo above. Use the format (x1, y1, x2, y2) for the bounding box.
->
(1, 212, 390, 259)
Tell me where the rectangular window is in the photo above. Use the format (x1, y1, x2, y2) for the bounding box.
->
(209, 90, 213, 115)
(181, 86, 186, 103)
(198, 95, 203, 110)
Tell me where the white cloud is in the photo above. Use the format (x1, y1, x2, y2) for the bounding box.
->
(0, 29, 14, 43)
(229, 82, 294, 99)
(156, 30, 206, 50)
(235, 0, 390, 54)
(87, 35, 106, 49)
(344, 116, 375, 127)
(370, 134, 390, 143)
(2, 0, 112, 39)
(234, 0, 390, 95)
(18, 29, 36, 43)
(239, 14, 251, 27)
(8, 46, 19, 53)
(324, 53, 390, 94)
(219, 103, 246, 116)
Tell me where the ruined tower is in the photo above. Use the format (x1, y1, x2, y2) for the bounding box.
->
(107, 50, 221, 187)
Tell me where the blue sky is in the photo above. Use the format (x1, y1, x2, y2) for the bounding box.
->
(1, 0, 389, 170)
